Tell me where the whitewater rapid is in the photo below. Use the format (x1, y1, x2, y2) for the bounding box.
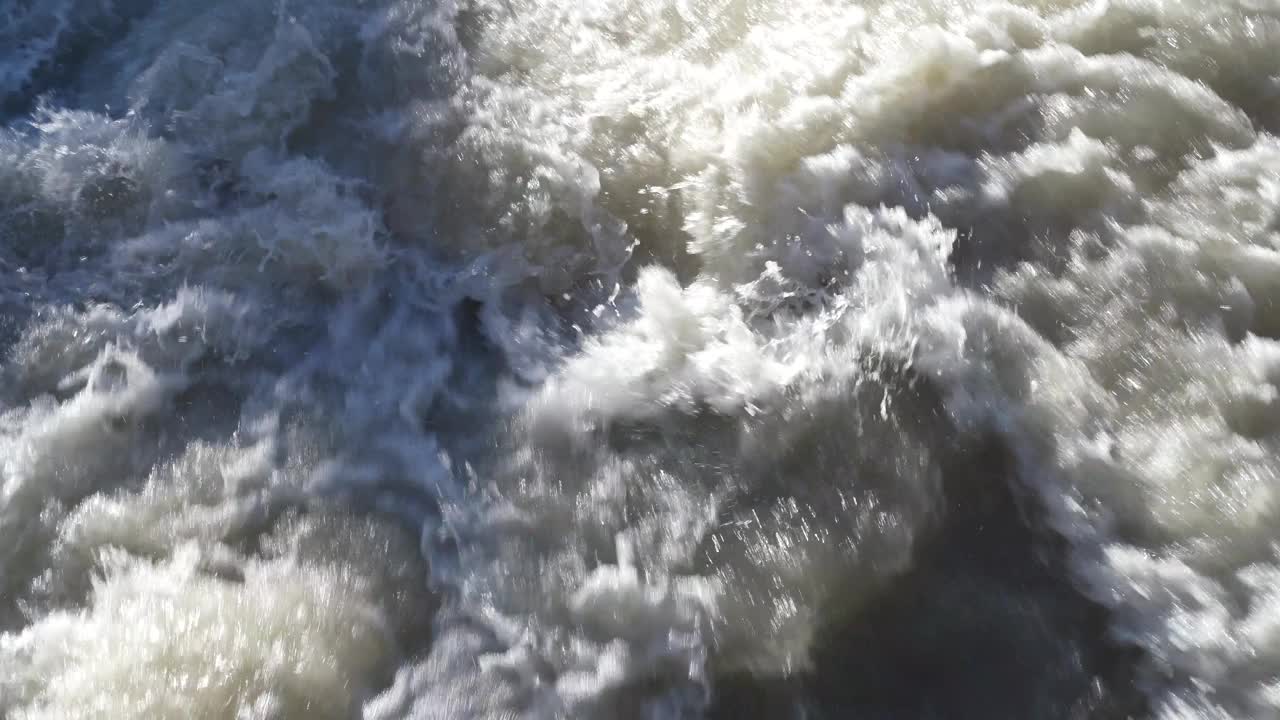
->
(2, 0, 1279, 717)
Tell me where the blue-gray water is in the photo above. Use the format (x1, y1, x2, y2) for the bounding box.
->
(1, 1, 1279, 718)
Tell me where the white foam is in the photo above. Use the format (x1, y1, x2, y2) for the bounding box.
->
(4, 0, 1280, 717)
(1, 544, 396, 720)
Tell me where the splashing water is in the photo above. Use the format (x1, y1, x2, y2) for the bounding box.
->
(2, 0, 1280, 717)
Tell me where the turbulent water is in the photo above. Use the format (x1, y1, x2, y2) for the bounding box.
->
(1, 0, 1280, 717)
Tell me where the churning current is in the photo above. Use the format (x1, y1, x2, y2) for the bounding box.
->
(1, 0, 1279, 717)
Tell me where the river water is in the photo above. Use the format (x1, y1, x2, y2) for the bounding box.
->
(2, 0, 1279, 718)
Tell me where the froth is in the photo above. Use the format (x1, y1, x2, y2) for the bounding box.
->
(4, 0, 1280, 717)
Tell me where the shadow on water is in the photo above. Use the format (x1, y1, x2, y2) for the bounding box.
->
(710, 436, 1148, 720)
(1, 0, 158, 123)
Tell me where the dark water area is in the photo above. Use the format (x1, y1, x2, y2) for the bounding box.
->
(712, 434, 1148, 720)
